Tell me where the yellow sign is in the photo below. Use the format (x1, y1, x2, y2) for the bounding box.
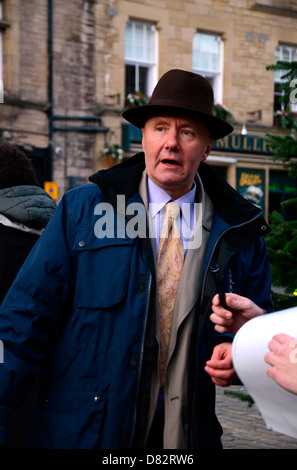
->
(44, 181, 58, 200)
(239, 172, 262, 187)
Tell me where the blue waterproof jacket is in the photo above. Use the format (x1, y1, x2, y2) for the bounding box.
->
(0, 154, 272, 448)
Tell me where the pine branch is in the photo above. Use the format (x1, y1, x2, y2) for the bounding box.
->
(264, 60, 297, 304)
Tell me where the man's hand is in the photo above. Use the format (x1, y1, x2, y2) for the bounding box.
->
(204, 342, 237, 387)
(210, 293, 264, 335)
(264, 333, 297, 395)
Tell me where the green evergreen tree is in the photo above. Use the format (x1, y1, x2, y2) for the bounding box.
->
(264, 61, 297, 310)
(224, 62, 297, 408)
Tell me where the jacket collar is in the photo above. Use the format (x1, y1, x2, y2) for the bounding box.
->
(89, 152, 269, 230)
(197, 162, 266, 227)
(90, 153, 145, 203)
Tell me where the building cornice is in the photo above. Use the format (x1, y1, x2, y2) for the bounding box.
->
(251, 2, 297, 18)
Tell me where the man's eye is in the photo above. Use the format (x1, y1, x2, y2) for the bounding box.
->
(183, 130, 192, 136)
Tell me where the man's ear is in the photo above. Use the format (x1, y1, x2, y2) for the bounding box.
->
(141, 128, 145, 152)
(202, 138, 214, 162)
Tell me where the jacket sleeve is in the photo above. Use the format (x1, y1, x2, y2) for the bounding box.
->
(232, 236, 273, 313)
(0, 193, 76, 443)
(208, 236, 273, 353)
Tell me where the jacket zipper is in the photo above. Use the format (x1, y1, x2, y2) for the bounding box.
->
(200, 211, 264, 306)
(129, 273, 152, 447)
(190, 211, 264, 448)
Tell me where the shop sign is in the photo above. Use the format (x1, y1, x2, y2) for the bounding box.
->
(212, 134, 273, 155)
(237, 168, 265, 211)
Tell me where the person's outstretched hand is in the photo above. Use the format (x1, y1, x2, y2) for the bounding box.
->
(210, 293, 264, 335)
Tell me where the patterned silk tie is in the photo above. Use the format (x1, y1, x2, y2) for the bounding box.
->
(157, 201, 184, 386)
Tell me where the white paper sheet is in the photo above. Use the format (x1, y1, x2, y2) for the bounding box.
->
(232, 307, 297, 438)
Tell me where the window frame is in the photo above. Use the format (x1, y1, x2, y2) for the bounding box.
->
(124, 20, 158, 99)
(274, 44, 297, 114)
(192, 31, 224, 104)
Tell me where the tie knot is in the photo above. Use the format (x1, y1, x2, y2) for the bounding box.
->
(166, 201, 180, 220)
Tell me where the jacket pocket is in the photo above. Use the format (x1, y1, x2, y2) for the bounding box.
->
(29, 386, 108, 449)
(73, 228, 134, 309)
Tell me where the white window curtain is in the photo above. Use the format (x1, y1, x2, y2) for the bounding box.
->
(125, 21, 157, 98)
(192, 32, 223, 103)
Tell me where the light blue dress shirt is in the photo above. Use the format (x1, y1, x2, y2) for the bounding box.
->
(147, 177, 197, 257)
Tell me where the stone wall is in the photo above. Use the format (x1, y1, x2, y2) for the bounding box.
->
(0, 0, 48, 148)
(51, 0, 100, 193)
(108, 0, 297, 126)
(250, 0, 297, 14)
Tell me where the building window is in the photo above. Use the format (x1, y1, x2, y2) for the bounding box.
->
(269, 170, 297, 221)
(193, 32, 223, 103)
(125, 21, 157, 99)
(274, 44, 297, 117)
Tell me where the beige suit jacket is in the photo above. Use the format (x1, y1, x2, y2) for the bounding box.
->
(139, 169, 214, 448)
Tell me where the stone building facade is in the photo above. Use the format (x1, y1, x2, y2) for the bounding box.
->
(0, 0, 297, 215)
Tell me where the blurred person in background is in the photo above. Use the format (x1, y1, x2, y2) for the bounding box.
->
(0, 141, 56, 447)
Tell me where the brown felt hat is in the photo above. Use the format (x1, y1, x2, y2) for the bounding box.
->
(122, 69, 234, 140)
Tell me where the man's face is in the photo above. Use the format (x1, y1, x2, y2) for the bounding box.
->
(142, 115, 213, 199)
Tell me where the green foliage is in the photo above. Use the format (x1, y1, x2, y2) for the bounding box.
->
(265, 210, 297, 297)
(263, 60, 297, 307)
(274, 109, 297, 131)
(212, 103, 235, 123)
(125, 91, 149, 108)
(265, 61, 297, 178)
(224, 390, 254, 408)
(266, 61, 297, 103)
(264, 134, 297, 178)
(271, 291, 297, 311)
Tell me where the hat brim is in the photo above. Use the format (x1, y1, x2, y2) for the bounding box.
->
(122, 104, 233, 140)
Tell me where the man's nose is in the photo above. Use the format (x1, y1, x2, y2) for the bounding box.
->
(165, 130, 179, 150)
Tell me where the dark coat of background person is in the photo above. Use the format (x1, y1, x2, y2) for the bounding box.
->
(0, 141, 56, 447)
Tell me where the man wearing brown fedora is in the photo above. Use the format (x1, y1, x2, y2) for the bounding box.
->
(0, 69, 272, 450)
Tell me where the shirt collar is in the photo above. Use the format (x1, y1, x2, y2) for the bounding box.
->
(147, 177, 196, 219)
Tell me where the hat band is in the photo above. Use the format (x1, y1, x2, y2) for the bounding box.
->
(148, 98, 212, 115)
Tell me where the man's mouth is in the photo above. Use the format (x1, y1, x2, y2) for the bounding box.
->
(161, 159, 180, 166)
